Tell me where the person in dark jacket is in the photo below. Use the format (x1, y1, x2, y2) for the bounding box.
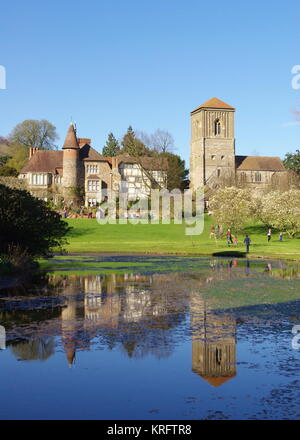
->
(244, 235, 251, 253)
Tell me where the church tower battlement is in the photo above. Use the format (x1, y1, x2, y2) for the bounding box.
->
(190, 97, 236, 190)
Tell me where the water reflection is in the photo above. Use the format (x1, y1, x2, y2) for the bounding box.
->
(10, 337, 55, 361)
(1, 258, 300, 381)
(191, 296, 236, 387)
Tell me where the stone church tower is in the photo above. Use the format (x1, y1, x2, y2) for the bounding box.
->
(190, 97, 236, 190)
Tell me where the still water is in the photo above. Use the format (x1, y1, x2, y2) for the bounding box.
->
(1, 256, 300, 420)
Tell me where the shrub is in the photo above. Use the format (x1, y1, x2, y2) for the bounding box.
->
(0, 184, 71, 257)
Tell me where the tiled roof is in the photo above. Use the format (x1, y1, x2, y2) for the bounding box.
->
(236, 156, 286, 171)
(20, 150, 63, 173)
(20, 147, 168, 174)
(191, 97, 235, 113)
(80, 144, 112, 163)
(117, 154, 168, 170)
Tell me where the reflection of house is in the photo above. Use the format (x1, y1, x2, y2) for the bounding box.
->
(190, 296, 236, 387)
(0, 325, 5, 350)
(61, 291, 78, 366)
(61, 275, 91, 366)
(58, 272, 177, 363)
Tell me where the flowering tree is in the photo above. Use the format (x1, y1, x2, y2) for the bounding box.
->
(209, 187, 254, 231)
(259, 190, 300, 237)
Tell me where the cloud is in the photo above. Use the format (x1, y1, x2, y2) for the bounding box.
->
(281, 121, 300, 127)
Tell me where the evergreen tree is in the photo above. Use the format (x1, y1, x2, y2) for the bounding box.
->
(283, 149, 300, 175)
(102, 132, 120, 157)
(121, 126, 150, 157)
(160, 152, 189, 191)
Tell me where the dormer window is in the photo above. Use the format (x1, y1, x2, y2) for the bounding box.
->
(214, 119, 221, 136)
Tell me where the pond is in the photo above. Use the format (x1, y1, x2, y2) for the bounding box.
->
(1, 256, 300, 420)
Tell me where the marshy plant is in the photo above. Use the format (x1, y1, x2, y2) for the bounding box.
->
(0, 244, 35, 274)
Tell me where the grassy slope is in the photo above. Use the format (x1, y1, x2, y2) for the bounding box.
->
(61, 216, 300, 259)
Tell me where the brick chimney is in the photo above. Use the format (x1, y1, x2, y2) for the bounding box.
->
(77, 138, 91, 147)
(111, 157, 119, 169)
(29, 147, 39, 158)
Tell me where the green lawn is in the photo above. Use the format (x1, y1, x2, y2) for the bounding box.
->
(59, 216, 300, 260)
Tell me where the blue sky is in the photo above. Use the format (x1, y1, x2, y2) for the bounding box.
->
(0, 0, 300, 164)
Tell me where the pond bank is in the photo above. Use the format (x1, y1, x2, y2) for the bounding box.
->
(54, 251, 300, 262)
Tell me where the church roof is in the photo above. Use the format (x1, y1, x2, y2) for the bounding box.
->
(191, 97, 235, 114)
(20, 150, 63, 174)
(62, 123, 79, 149)
(236, 156, 286, 171)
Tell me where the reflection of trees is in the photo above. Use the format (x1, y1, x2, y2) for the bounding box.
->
(121, 330, 175, 359)
(267, 264, 300, 280)
(10, 337, 55, 361)
(4, 259, 300, 365)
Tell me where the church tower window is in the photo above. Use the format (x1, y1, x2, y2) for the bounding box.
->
(214, 119, 221, 136)
(255, 172, 262, 182)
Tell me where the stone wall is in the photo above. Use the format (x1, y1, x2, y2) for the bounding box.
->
(85, 161, 112, 205)
(0, 176, 28, 191)
(236, 170, 290, 192)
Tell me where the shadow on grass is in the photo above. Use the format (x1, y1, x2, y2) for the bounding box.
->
(67, 227, 92, 238)
(244, 224, 267, 235)
(212, 251, 247, 258)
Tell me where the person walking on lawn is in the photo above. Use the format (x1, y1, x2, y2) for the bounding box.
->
(226, 229, 233, 246)
(267, 228, 272, 242)
(244, 235, 251, 253)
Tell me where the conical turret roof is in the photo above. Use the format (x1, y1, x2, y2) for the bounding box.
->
(63, 123, 79, 149)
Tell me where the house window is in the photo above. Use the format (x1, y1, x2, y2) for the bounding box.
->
(240, 172, 246, 182)
(211, 155, 216, 160)
(214, 119, 221, 136)
(31, 173, 47, 185)
(255, 172, 262, 182)
(88, 180, 100, 192)
(217, 169, 221, 177)
(221, 155, 224, 160)
(87, 164, 99, 174)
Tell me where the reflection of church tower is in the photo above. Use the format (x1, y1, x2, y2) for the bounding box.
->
(190, 295, 236, 387)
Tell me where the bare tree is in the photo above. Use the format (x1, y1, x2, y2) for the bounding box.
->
(136, 129, 175, 153)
